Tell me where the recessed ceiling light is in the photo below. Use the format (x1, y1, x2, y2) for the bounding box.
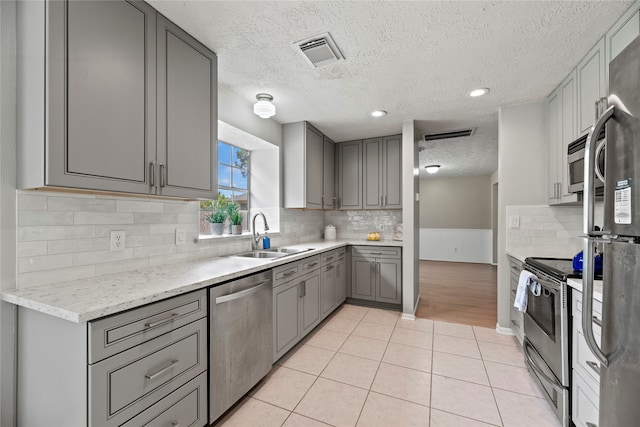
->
(425, 165, 440, 174)
(468, 88, 490, 97)
(370, 110, 387, 117)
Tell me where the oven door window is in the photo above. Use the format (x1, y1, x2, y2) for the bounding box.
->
(527, 287, 556, 340)
(569, 158, 584, 187)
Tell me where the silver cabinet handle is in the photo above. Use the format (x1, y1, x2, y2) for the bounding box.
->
(302, 281, 306, 297)
(283, 270, 296, 277)
(586, 360, 601, 376)
(149, 162, 155, 187)
(326, 265, 334, 271)
(307, 262, 318, 268)
(370, 252, 382, 255)
(510, 319, 519, 327)
(384, 195, 387, 207)
(145, 359, 179, 380)
(216, 280, 269, 304)
(145, 313, 179, 329)
(171, 423, 181, 427)
(159, 163, 166, 187)
(321, 195, 325, 207)
(592, 315, 602, 327)
(325, 257, 334, 262)
(333, 197, 337, 209)
(586, 422, 597, 427)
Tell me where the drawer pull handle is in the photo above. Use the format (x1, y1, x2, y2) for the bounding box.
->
(370, 252, 382, 255)
(216, 281, 269, 304)
(307, 262, 318, 267)
(586, 360, 601, 376)
(325, 257, 334, 261)
(145, 313, 180, 329)
(586, 423, 597, 427)
(511, 319, 519, 327)
(283, 271, 296, 277)
(171, 423, 181, 427)
(592, 315, 602, 327)
(145, 359, 179, 380)
(326, 265, 334, 271)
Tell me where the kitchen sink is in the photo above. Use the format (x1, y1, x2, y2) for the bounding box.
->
(264, 247, 314, 254)
(230, 247, 314, 259)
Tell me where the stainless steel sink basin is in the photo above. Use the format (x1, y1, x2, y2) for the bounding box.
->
(232, 251, 287, 259)
(265, 247, 314, 254)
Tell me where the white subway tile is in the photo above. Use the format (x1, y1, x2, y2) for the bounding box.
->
(19, 225, 95, 242)
(150, 223, 198, 234)
(47, 238, 109, 255)
(18, 241, 48, 257)
(134, 213, 178, 224)
(116, 200, 164, 213)
(95, 224, 150, 237)
(126, 234, 164, 248)
(18, 265, 95, 289)
(19, 254, 74, 273)
(18, 194, 48, 211)
(48, 197, 115, 212)
(164, 202, 198, 213)
(74, 212, 134, 225)
(19, 211, 74, 226)
(178, 213, 197, 224)
(73, 248, 134, 266)
(147, 252, 192, 268)
(133, 245, 176, 258)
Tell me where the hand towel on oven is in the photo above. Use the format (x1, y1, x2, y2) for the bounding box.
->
(514, 271, 540, 312)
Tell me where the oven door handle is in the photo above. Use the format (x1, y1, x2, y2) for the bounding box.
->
(523, 339, 564, 392)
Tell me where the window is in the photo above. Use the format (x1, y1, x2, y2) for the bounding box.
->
(217, 141, 250, 230)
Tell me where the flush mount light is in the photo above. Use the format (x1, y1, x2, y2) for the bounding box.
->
(468, 88, 490, 97)
(425, 165, 440, 174)
(254, 93, 276, 118)
(370, 110, 387, 117)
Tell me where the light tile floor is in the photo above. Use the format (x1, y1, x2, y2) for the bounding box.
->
(214, 304, 561, 427)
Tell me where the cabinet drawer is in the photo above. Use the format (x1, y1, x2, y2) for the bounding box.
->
(509, 257, 523, 275)
(89, 318, 207, 427)
(335, 247, 346, 260)
(351, 245, 401, 259)
(301, 255, 321, 272)
(273, 262, 300, 286)
(89, 290, 206, 363)
(574, 327, 602, 386)
(121, 372, 207, 427)
(572, 369, 600, 427)
(510, 307, 523, 336)
(321, 250, 337, 265)
(573, 291, 603, 336)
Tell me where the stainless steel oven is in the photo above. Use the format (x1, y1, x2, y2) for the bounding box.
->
(522, 261, 570, 427)
(567, 128, 605, 194)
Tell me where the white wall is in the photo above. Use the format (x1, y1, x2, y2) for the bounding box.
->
(0, 0, 17, 424)
(401, 120, 419, 317)
(420, 229, 492, 263)
(497, 101, 548, 330)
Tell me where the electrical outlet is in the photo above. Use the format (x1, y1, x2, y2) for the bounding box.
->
(379, 224, 385, 231)
(110, 230, 126, 251)
(175, 228, 186, 245)
(509, 215, 520, 229)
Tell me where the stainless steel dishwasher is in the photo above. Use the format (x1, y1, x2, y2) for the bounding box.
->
(209, 270, 273, 423)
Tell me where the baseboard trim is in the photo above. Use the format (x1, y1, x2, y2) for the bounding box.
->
(401, 295, 420, 320)
(496, 323, 515, 335)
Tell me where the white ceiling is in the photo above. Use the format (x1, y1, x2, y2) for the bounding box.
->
(149, 0, 633, 178)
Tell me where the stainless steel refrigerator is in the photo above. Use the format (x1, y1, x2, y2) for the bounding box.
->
(582, 35, 640, 426)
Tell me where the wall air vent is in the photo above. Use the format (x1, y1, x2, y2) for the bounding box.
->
(423, 128, 476, 142)
(295, 32, 344, 68)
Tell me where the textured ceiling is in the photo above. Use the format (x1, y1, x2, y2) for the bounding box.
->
(149, 0, 633, 177)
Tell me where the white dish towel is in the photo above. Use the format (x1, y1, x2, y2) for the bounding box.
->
(514, 271, 541, 312)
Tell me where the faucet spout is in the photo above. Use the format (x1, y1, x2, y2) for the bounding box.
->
(252, 212, 270, 250)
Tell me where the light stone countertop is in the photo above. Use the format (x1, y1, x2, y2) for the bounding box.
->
(567, 277, 604, 303)
(2, 239, 402, 323)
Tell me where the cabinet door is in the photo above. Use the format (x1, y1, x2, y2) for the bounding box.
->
(320, 264, 337, 318)
(363, 138, 383, 210)
(351, 256, 375, 301)
(577, 38, 606, 135)
(376, 259, 402, 304)
(572, 370, 600, 427)
(156, 15, 217, 199)
(335, 260, 347, 305)
(301, 272, 321, 336)
(606, 7, 640, 81)
(547, 87, 561, 204)
(305, 124, 324, 208)
(337, 141, 363, 210)
(323, 136, 336, 209)
(382, 135, 402, 209)
(560, 71, 579, 202)
(273, 281, 301, 361)
(48, 0, 156, 194)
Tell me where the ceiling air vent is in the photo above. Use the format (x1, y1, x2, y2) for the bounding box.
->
(295, 32, 344, 68)
(423, 128, 476, 142)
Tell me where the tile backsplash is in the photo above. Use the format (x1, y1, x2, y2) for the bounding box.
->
(325, 210, 403, 240)
(506, 204, 602, 258)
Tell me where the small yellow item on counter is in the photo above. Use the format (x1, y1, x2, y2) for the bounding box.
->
(366, 231, 380, 241)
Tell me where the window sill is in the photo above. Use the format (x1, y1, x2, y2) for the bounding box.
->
(195, 231, 280, 243)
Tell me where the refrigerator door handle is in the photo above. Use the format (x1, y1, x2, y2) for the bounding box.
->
(584, 105, 614, 236)
(594, 138, 607, 185)
(582, 236, 609, 367)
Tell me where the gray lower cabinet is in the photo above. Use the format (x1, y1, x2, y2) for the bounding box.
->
(508, 256, 524, 343)
(17, 0, 217, 199)
(17, 289, 208, 427)
(320, 248, 347, 316)
(351, 246, 402, 305)
(336, 258, 347, 305)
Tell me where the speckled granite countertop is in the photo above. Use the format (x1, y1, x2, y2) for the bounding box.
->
(567, 277, 604, 302)
(2, 240, 402, 323)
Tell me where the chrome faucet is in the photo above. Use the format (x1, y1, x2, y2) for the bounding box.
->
(251, 212, 270, 250)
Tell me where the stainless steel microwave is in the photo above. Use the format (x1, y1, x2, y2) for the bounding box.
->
(567, 128, 605, 194)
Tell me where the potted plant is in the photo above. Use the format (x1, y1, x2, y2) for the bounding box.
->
(206, 210, 227, 236)
(229, 208, 244, 235)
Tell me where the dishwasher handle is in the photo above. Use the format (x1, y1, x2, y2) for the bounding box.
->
(215, 280, 269, 304)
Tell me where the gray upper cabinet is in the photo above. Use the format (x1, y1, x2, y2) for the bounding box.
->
(363, 138, 383, 210)
(323, 136, 336, 209)
(337, 140, 363, 210)
(382, 135, 402, 209)
(156, 15, 217, 198)
(283, 122, 333, 209)
(17, 0, 217, 199)
(576, 38, 606, 136)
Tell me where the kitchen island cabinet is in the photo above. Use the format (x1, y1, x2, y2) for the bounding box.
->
(17, 0, 217, 199)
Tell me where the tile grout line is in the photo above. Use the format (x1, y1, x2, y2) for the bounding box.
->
(429, 320, 435, 425)
(475, 326, 506, 427)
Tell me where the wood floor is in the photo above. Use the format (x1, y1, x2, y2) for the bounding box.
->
(416, 260, 497, 329)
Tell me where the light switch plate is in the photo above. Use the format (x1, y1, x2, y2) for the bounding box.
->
(509, 215, 520, 229)
(175, 228, 186, 245)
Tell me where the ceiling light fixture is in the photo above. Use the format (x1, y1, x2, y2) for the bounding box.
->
(425, 165, 440, 174)
(254, 93, 276, 118)
(468, 88, 490, 97)
(370, 110, 387, 117)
